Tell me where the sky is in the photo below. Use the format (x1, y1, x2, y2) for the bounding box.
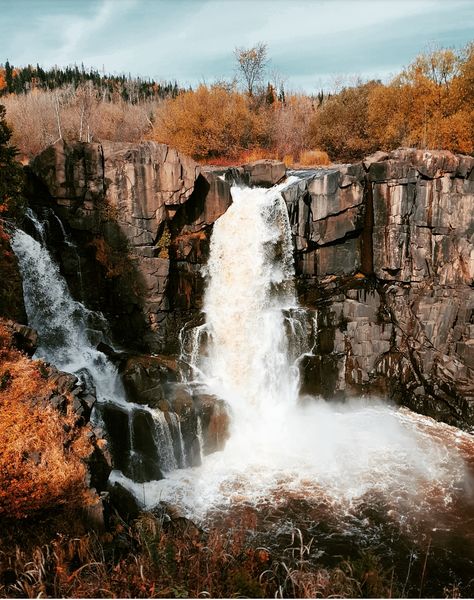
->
(1, 0, 473, 92)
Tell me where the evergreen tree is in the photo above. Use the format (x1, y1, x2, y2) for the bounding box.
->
(265, 82, 276, 104)
(4, 60, 13, 92)
(0, 104, 23, 217)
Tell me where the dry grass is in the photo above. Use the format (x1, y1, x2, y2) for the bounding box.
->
(0, 511, 389, 599)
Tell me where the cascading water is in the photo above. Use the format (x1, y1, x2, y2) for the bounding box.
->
(11, 229, 125, 404)
(11, 225, 185, 477)
(124, 183, 474, 575)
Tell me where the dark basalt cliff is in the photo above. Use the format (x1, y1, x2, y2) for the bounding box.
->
(283, 149, 474, 428)
(23, 141, 474, 429)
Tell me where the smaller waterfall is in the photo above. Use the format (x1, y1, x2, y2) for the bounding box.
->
(25, 207, 47, 244)
(11, 225, 182, 481)
(196, 415, 204, 463)
(152, 411, 178, 472)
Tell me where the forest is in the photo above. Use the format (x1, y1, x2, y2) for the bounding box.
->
(1, 42, 473, 164)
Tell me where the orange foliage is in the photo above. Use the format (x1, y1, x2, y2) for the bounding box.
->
(298, 149, 331, 166)
(150, 84, 269, 160)
(0, 320, 91, 519)
(367, 45, 474, 155)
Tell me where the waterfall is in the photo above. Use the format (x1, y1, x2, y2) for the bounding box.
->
(11, 226, 181, 479)
(126, 182, 471, 528)
(11, 229, 125, 405)
(181, 185, 310, 420)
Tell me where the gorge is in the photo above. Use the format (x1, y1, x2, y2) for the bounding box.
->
(4, 140, 474, 597)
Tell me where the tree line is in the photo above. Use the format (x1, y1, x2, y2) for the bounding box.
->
(0, 61, 181, 102)
(0, 42, 473, 164)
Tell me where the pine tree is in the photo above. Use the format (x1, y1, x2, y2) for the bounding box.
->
(0, 104, 23, 217)
(5, 60, 13, 92)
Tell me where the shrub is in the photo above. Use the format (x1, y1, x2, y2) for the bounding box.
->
(298, 149, 330, 166)
(150, 84, 266, 160)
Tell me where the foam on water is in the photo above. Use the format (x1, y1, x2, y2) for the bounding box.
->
(117, 183, 474, 528)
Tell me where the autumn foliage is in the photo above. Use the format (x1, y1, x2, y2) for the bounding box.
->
(310, 45, 474, 161)
(0, 321, 92, 519)
(1, 43, 474, 165)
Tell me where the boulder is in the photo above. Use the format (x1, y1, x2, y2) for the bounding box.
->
(108, 481, 141, 521)
(120, 355, 176, 408)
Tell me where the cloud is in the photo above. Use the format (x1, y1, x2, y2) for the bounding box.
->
(2, 0, 473, 92)
(45, 0, 138, 65)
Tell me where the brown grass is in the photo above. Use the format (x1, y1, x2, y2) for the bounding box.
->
(0, 511, 385, 599)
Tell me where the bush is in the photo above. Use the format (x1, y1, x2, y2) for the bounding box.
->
(150, 84, 267, 160)
(298, 149, 330, 166)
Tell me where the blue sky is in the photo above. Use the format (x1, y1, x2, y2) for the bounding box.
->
(1, 0, 473, 92)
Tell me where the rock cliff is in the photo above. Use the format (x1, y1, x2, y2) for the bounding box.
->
(25, 141, 474, 429)
(284, 149, 474, 428)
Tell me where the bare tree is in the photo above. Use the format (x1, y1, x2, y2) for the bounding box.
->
(234, 42, 268, 96)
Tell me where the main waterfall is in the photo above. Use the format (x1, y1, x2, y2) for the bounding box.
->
(180, 184, 309, 430)
(124, 184, 473, 536)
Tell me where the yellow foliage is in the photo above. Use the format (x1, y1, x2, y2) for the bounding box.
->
(308, 81, 382, 162)
(368, 46, 474, 154)
(298, 149, 330, 166)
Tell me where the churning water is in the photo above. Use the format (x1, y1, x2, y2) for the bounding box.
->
(119, 185, 474, 549)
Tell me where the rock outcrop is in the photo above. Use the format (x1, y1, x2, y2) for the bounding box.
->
(283, 148, 474, 428)
(26, 140, 234, 353)
(25, 142, 474, 429)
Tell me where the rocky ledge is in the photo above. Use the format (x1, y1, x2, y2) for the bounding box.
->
(23, 142, 474, 429)
(283, 148, 474, 428)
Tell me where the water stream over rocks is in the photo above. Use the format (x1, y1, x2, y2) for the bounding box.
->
(114, 183, 474, 595)
(11, 182, 474, 596)
(11, 225, 186, 482)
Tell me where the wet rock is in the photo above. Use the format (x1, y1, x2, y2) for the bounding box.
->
(130, 410, 163, 482)
(108, 481, 141, 521)
(194, 393, 230, 454)
(120, 355, 176, 408)
(99, 404, 131, 473)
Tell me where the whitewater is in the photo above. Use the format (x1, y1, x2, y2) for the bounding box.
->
(113, 183, 473, 534)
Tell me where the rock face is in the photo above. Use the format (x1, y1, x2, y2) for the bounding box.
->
(26, 140, 233, 353)
(0, 233, 26, 324)
(26, 142, 474, 429)
(283, 148, 474, 429)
